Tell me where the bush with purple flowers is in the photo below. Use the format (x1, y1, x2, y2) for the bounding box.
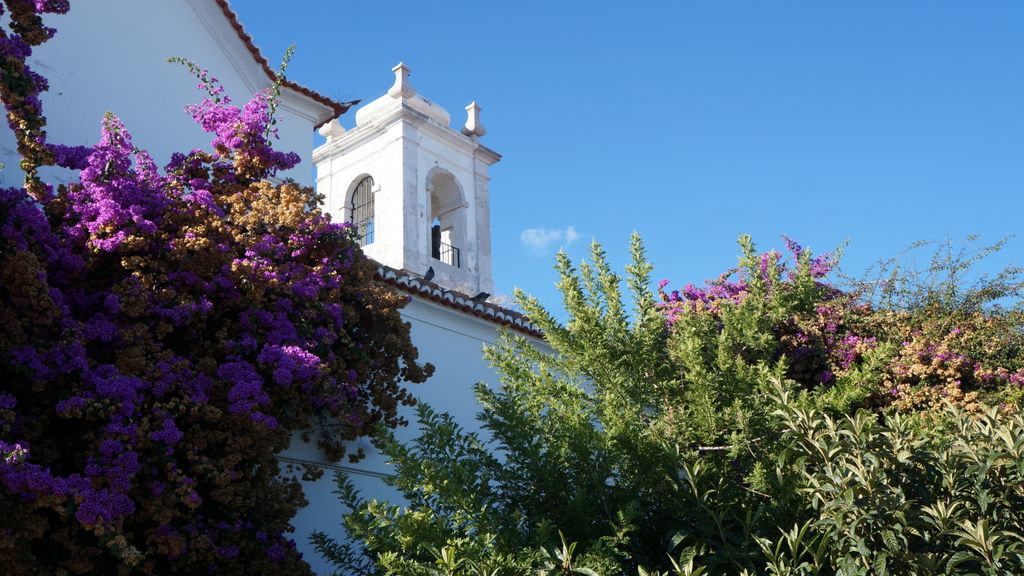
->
(0, 3, 429, 574)
(659, 234, 1024, 420)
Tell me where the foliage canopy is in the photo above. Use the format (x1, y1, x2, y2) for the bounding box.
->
(320, 233, 1024, 576)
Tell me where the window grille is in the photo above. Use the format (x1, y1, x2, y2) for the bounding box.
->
(350, 176, 374, 246)
(430, 221, 461, 268)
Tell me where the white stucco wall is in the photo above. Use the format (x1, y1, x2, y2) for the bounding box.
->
(316, 120, 409, 272)
(0, 0, 328, 189)
(285, 297, 547, 575)
(295, 67, 522, 573)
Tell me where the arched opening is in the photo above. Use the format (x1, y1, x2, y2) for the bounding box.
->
(427, 169, 465, 268)
(430, 215, 459, 268)
(349, 176, 374, 246)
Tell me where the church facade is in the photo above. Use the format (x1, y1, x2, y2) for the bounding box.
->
(289, 62, 545, 576)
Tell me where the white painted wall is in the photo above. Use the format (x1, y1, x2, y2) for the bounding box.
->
(0, 0, 329, 189)
(297, 65, 528, 573)
(285, 296, 547, 576)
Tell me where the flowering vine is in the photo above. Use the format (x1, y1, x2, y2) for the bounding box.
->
(0, 4, 430, 574)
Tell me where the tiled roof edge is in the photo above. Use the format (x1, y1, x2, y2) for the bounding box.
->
(375, 265, 544, 338)
(215, 0, 357, 125)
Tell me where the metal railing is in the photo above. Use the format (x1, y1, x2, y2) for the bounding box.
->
(435, 241, 461, 268)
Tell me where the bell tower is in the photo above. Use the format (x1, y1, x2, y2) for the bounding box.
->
(313, 63, 500, 295)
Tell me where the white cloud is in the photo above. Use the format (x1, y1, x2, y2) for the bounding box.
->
(564, 225, 579, 244)
(520, 225, 580, 253)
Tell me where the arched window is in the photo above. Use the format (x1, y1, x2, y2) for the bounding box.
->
(350, 176, 374, 246)
(427, 169, 464, 268)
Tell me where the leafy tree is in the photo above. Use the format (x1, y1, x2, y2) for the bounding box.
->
(768, 382, 1024, 575)
(317, 236, 803, 575)
(319, 233, 1024, 576)
(0, 4, 429, 574)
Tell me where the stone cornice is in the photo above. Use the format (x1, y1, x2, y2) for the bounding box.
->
(314, 103, 500, 166)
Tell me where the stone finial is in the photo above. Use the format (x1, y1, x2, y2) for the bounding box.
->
(317, 118, 346, 140)
(387, 62, 416, 99)
(461, 101, 486, 137)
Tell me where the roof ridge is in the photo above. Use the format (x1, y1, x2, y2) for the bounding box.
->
(214, 0, 357, 125)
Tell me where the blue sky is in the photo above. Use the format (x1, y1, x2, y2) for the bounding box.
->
(232, 1, 1024, 311)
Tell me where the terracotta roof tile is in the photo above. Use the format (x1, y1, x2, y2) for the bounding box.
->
(214, 0, 357, 125)
(376, 266, 544, 338)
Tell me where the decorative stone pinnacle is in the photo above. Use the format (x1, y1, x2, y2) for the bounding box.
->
(461, 101, 486, 137)
(317, 118, 346, 140)
(387, 62, 416, 99)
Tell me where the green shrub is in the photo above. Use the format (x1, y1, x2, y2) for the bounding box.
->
(316, 235, 1024, 576)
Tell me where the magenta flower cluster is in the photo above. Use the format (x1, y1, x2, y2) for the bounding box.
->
(657, 237, 875, 389)
(658, 237, 838, 324)
(177, 59, 300, 180)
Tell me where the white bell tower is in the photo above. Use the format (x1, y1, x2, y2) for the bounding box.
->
(313, 63, 501, 295)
